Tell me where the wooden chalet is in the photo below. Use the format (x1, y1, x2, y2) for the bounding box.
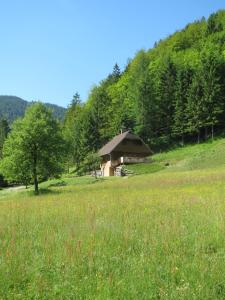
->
(98, 131, 152, 176)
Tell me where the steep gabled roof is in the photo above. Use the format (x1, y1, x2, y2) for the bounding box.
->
(98, 131, 151, 157)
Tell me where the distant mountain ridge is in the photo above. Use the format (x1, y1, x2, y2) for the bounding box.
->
(0, 96, 66, 123)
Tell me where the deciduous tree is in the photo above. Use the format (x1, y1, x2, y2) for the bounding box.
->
(0, 103, 65, 194)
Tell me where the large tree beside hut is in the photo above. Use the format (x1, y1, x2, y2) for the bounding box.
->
(0, 103, 65, 194)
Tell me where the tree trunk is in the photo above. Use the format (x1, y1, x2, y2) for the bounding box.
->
(197, 130, 200, 144)
(34, 175, 38, 195)
(76, 161, 80, 173)
(211, 124, 214, 141)
(205, 127, 208, 140)
(181, 134, 184, 147)
(33, 152, 39, 195)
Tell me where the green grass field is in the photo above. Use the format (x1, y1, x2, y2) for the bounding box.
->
(0, 139, 225, 299)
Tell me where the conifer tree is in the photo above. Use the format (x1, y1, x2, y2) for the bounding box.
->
(156, 57, 177, 143)
(172, 68, 193, 145)
(186, 72, 204, 143)
(64, 93, 84, 169)
(200, 45, 223, 139)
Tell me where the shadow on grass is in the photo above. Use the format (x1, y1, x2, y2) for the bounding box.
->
(27, 178, 107, 197)
(90, 178, 106, 184)
(48, 180, 67, 188)
(39, 188, 61, 195)
(28, 188, 62, 197)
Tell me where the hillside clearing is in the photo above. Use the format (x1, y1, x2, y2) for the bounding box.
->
(126, 138, 225, 175)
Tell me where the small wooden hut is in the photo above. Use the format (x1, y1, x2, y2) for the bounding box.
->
(98, 131, 151, 176)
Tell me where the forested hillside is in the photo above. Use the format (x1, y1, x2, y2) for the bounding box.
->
(0, 96, 66, 123)
(64, 10, 225, 167)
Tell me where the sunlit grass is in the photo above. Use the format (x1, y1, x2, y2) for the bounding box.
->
(153, 138, 225, 171)
(1, 140, 225, 298)
(0, 165, 224, 299)
(127, 138, 225, 175)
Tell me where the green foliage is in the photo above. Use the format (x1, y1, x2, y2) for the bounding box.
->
(199, 44, 224, 137)
(0, 119, 33, 187)
(63, 10, 225, 157)
(206, 12, 223, 35)
(79, 152, 101, 177)
(0, 103, 65, 193)
(0, 118, 10, 158)
(63, 93, 85, 170)
(172, 67, 193, 144)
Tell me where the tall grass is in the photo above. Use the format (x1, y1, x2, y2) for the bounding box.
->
(0, 167, 224, 299)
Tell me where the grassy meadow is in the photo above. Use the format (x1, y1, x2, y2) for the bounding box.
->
(0, 139, 225, 299)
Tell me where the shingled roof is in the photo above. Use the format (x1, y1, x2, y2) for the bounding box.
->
(98, 131, 151, 157)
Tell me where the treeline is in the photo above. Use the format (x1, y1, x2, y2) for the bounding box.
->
(64, 10, 225, 170)
(0, 104, 100, 193)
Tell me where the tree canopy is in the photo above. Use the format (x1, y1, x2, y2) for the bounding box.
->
(0, 103, 65, 193)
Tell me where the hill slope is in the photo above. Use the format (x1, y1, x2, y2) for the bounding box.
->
(67, 9, 225, 155)
(0, 96, 66, 123)
(127, 138, 225, 174)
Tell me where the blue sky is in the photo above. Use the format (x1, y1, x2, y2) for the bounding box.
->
(0, 0, 224, 107)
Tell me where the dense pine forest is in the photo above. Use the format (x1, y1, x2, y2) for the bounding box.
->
(64, 10, 225, 168)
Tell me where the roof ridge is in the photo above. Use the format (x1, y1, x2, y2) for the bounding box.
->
(98, 131, 151, 157)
